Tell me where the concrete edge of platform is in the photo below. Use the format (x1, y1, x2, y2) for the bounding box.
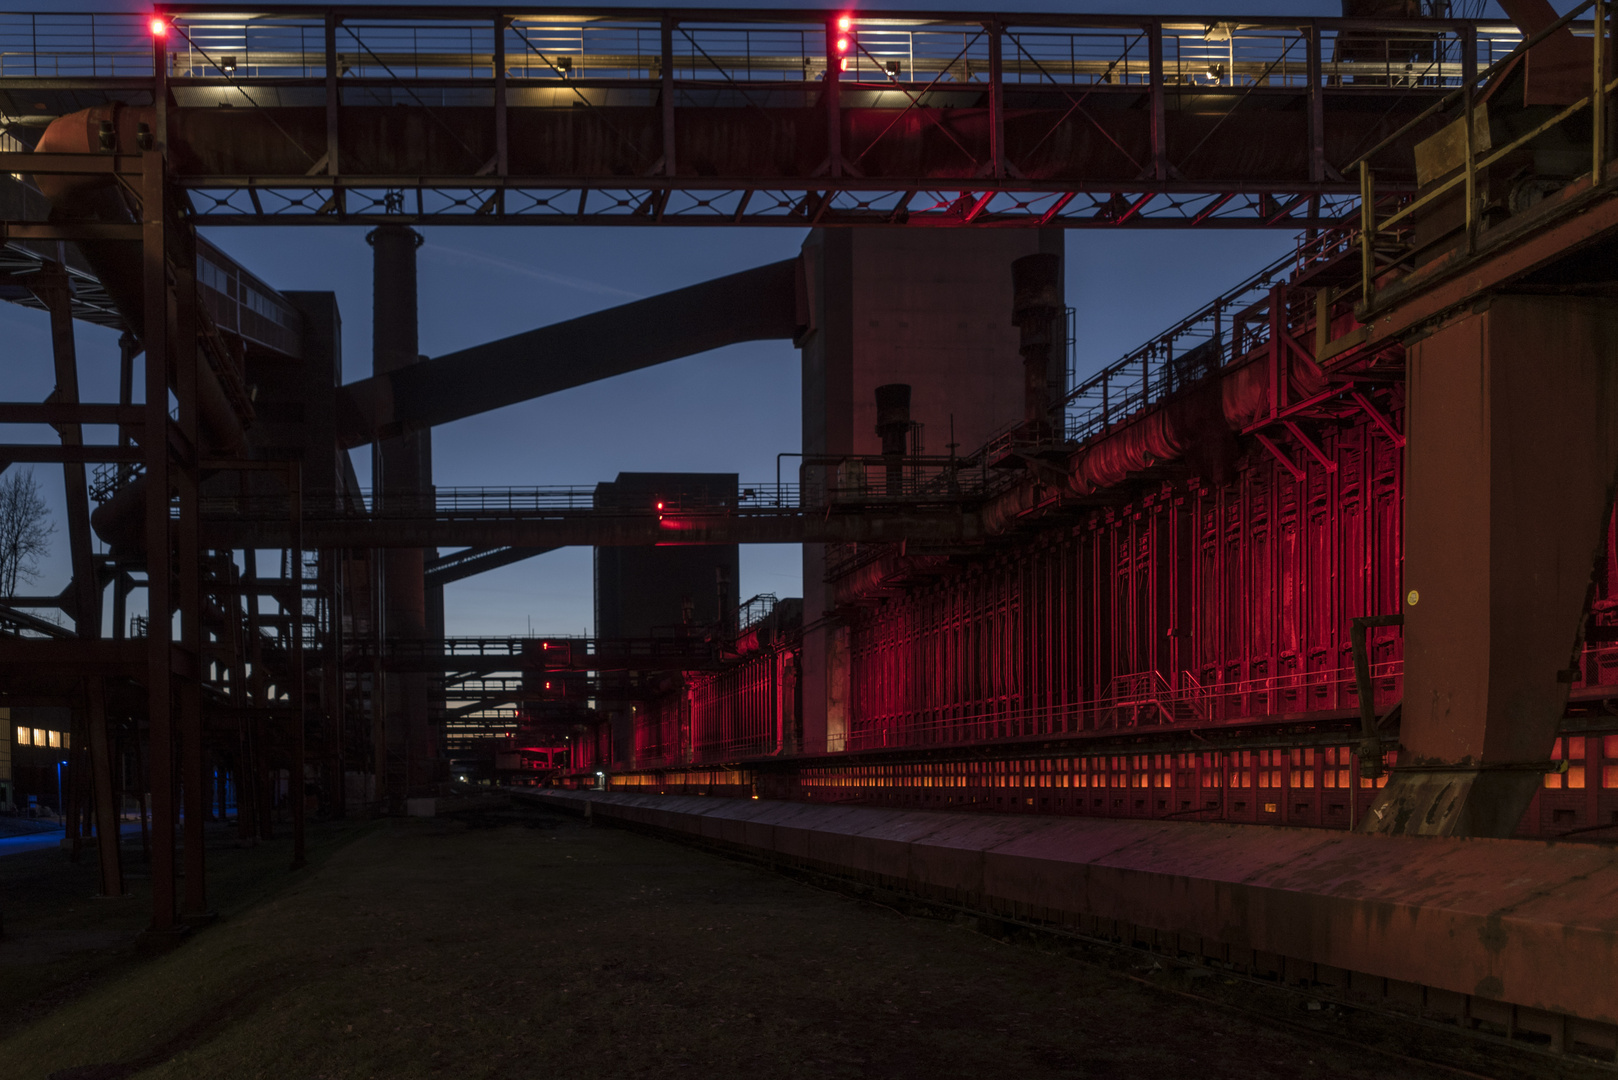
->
(405, 793, 511, 818)
(521, 789, 1618, 1059)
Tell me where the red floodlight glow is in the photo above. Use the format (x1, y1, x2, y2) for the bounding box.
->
(835, 35, 850, 53)
(149, 16, 168, 38)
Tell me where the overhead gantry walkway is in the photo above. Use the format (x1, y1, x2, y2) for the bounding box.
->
(0, 6, 1529, 229)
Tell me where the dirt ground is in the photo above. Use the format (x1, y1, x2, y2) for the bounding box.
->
(0, 803, 1609, 1080)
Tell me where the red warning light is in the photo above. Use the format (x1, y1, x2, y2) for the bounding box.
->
(835, 36, 850, 53)
(655, 501, 664, 511)
(837, 15, 852, 31)
(149, 16, 168, 38)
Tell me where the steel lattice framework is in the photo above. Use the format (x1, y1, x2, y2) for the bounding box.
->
(0, 6, 1531, 227)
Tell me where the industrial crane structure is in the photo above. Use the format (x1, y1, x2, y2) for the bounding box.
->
(4, 1, 1618, 1060)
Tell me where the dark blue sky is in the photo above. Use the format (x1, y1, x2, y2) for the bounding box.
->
(5, 221, 1299, 636)
(4, 0, 1515, 636)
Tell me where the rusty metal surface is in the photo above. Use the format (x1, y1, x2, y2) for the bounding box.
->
(540, 789, 1618, 1030)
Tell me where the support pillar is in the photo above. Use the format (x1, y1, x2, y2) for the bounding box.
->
(32, 269, 122, 896)
(1364, 294, 1618, 837)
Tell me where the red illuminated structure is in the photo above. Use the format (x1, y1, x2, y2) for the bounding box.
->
(8, 5, 1618, 1041)
(568, 260, 1618, 838)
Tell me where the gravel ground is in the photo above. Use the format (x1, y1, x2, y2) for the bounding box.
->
(0, 804, 1609, 1080)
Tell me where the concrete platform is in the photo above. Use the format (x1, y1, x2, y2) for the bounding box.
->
(534, 790, 1618, 1056)
(403, 793, 511, 817)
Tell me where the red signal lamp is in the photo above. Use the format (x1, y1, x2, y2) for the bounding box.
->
(835, 35, 850, 54)
(837, 15, 852, 31)
(149, 16, 168, 38)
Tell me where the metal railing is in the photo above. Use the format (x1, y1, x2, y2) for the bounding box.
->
(0, 10, 1525, 90)
(1061, 247, 1296, 444)
(831, 658, 1404, 753)
(736, 593, 777, 634)
(200, 459, 993, 521)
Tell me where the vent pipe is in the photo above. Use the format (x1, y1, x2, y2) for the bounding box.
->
(874, 383, 912, 497)
(1011, 253, 1062, 434)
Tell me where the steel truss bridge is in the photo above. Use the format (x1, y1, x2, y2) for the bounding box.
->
(0, 6, 1532, 228)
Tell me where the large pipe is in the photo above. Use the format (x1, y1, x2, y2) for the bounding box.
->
(334, 258, 800, 448)
(34, 105, 247, 459)
(36, 106, 253, 553)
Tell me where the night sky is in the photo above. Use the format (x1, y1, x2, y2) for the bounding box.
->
(3, 0, 1482, 637)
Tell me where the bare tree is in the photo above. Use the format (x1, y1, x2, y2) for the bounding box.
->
(0, 468, 53, 596)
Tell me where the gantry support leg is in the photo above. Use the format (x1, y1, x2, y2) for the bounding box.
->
(32, 268, 123, 895)
(1364, 294, 1618, 837)
(173, 251, 207, 921)
(141, 149, 177, 930)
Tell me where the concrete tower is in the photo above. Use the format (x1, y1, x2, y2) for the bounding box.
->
(796, 227, 1065, 753)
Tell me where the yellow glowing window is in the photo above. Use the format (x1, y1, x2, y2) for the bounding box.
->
(16, 727, 29, 746)
(34, 729, 46, 747)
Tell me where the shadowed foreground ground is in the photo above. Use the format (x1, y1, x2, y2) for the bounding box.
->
(0, 804, 1606, 1080)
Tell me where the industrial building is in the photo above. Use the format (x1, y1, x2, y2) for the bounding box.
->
(3, 1, 1618, 1068)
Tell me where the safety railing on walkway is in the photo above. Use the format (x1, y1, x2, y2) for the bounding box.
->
(0, 10, 1525, 88)
(1061, 248, 1297, 444)
(830, 658, 1405, 753)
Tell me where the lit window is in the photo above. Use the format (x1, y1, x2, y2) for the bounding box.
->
(34, 729, 46, 747)
(47, 730, 60, 748)
(16, 727, 29, 746)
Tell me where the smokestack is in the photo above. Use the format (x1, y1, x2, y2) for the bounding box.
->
(368, 223, 436, 799)
(1011, 253, 1062, 434)
(874, 383, 911, 496)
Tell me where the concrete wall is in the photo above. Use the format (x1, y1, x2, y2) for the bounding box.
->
(798, 228, 1064, 754)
